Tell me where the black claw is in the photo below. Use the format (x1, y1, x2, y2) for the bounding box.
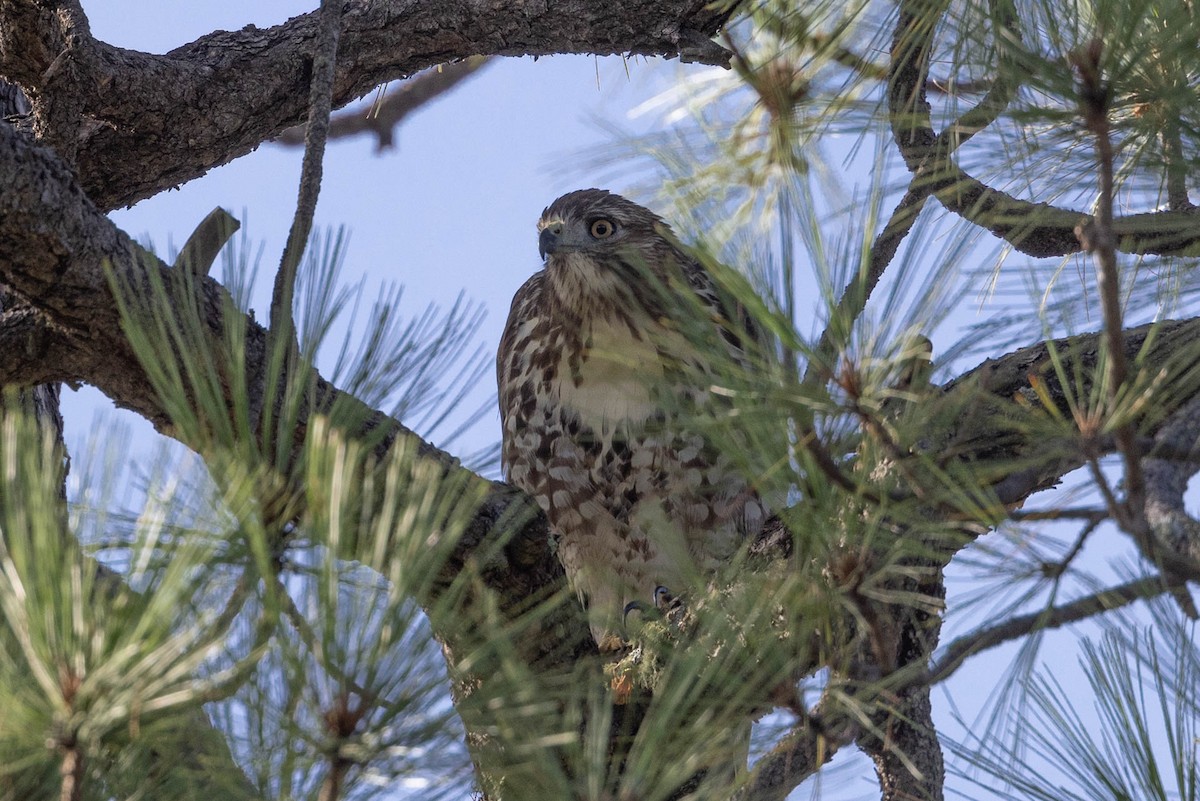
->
(654, 585, 680, 611)
(623, 599, 651, 627)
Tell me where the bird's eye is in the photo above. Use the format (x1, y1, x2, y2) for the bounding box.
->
(589, 219, 615, 238)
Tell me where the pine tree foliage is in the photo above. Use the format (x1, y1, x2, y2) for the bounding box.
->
(3, 0, 1200, 800)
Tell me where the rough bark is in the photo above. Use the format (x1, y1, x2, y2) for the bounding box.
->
(0, 0, 734, 211)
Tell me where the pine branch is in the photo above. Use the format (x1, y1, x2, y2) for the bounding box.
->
(887, 0, 1200, 258)
(5, 104, 1200, 799)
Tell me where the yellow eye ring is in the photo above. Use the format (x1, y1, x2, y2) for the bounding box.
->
(589, 219, 615, 238)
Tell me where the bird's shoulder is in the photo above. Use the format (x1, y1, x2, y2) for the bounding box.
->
(674, 252, 766, 368)
(497, 271, 549, 369)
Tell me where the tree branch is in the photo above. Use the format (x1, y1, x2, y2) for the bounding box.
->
(0, 113, 586, 663)
(0, 0, 735, 211)
(937, 319, 1200, 510)
(924, 574, 1174, 685)
(804, 0, 1021, 385)
(887, 0, 1200, 258)
(274, 56, 496, 152)
(735, 706, 856, 801)
(268, 0, 342, 378)
(1144, 394, 1200, 564)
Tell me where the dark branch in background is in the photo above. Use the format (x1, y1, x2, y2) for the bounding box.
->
(803, 0, 1020, 386)
(275, 57, 495, 152)
(0, 0, 734, 212)
(1008, 507, 1108, 522)
(945, 319, 1200, 515)
(1162, 121, 1194, 212)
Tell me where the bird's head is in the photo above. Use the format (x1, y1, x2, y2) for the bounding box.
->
(536, 189, 683, 309)
(537, 188, 668, 259)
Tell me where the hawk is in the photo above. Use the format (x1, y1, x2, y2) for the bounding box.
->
(497, 189, 766, 650)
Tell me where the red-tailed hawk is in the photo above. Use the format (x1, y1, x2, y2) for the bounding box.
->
(497, 189, 766, 650)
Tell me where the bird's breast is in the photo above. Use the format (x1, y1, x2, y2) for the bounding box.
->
(554, 317, 666, 426)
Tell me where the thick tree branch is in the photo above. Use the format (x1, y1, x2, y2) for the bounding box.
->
(0, 0, 735, 211)
(851, 562, 946, 801)
(0, 113, 585, 664)
(735, 711, 854, 801)
(1143, 393, 1200, 578)
(937, 319, 1200, 507)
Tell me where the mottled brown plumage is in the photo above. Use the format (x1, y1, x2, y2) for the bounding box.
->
(497, 189, 765, 649)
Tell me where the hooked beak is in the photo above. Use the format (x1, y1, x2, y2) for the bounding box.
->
(538, 220, 563, 259)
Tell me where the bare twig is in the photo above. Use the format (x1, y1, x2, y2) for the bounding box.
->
(796, 426, 883, 502)
(1041, 516, 1102, 578)
(58, 742, 83, 801)
(1009, 507, 1108, 522)
(316, 694, 365, 801)
(925, 574, 1173, 685)
(276, 57, 495, 152)
(175, 207, 240, 278)
(269, 0, 343, 342)
(935, 0, 1021, 154)
(802, 182, 930, 385)
(278, 580, 376, 702)
(1072, 38, 1144, 527)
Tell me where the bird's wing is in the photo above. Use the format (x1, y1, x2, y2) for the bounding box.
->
(496, 271, 546, 477)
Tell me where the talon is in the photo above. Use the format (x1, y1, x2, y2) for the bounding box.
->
(654, 585, 680, 611)
(623, 599, 651, 627)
